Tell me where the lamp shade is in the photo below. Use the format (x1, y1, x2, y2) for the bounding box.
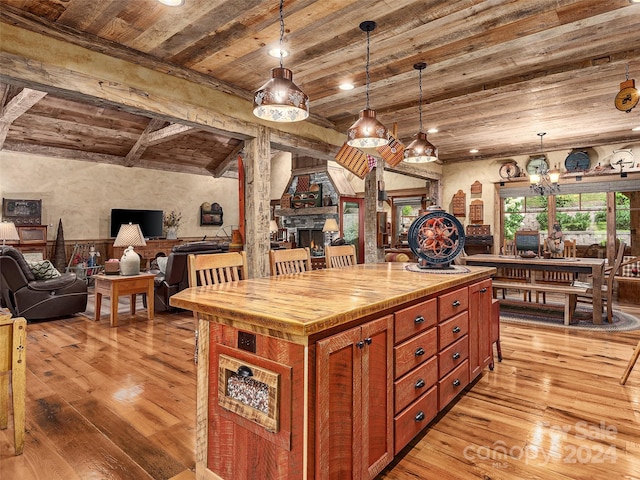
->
(113, 223, 147, 247)
(113, 223, 146, 275)
(347, 109, 389, 148)
(270, 220, 279, 233)
(322, 218, 339, 232)
(0, 221, 20, 244)
(403, 132, 438, 163)
(253, 67, 310, 122)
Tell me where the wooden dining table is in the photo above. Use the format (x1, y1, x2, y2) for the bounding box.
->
(463, 254, 606, 324)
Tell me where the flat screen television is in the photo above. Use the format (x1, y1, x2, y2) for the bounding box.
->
(110, 209, 164, 239)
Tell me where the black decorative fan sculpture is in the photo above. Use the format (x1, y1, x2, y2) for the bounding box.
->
(408, 207, 465, 269)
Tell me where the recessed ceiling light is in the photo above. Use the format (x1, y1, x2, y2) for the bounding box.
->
(470, 149, 479, 154)
(158, 0, 184, 6)
(427, 127, 438, 134)
(632, 125, 640, 131)
(339, 83, 355, 90)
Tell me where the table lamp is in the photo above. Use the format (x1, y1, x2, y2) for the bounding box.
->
(270, 220, 279, 241)
(113, 223, 147, 275)
(322, 218, 339, 245)
(0, 221, 20, 248)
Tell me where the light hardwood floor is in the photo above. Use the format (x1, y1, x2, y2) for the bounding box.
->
(1, 297, 639, 480)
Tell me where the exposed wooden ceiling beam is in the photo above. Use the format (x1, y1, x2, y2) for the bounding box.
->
(124, 118, 165, 167)
(0, 87, 47, 148)
(209, 142, 243, 178)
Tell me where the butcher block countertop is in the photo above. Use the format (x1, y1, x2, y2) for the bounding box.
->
(170, 263, 495, 344)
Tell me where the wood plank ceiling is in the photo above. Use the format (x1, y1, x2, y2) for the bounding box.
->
(0, 0, 639, 176)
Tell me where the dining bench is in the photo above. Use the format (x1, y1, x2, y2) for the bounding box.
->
(492, 280, 588, 325)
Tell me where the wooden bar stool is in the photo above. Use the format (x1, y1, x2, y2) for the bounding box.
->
(620, 340, 640, 385)
(0, 314, 27, 455)
(489, 299, 502, 370)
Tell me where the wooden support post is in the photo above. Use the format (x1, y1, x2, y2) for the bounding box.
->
(243, 125, 271, 278)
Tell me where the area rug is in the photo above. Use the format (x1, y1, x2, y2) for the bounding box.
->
(81, 293, 147, 320)
(499, 301, 640, 332)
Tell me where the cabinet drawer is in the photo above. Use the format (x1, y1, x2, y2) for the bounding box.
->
(394, 385, 437, 455)
(438, 287, 468, 321)
(438, 336, 469, 378)
(394, 328, 437, 379)
(394, 298, 437, 344)
(438, 311, 469, 349)
(394, 355, 438, 414)
(438, 360, 469, 410)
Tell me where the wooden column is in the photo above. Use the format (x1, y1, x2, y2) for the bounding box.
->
(243, 125, 271, 278)
(629, 192, 639, 255)
(364, 161, 383, 264)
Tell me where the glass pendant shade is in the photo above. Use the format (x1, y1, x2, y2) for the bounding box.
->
(253, 67, 309, 122)
(347, 108, 388, 148)
(404, 131, 438, 163)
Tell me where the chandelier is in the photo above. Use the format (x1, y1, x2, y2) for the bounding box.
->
(529, 132, 560, 196)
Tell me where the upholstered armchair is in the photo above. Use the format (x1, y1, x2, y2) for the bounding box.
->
(150, 241, 229, 312)
(0, 246, 88, 320)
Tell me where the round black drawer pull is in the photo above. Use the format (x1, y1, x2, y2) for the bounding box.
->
(415, 379, 425, 389)
(480, 287, 487, 293)
(364, 337, 372, 345)
(453, 379, 461, 387)
(452, 352, 461, 360)
(237, 365, 253, 377)
(452, 326, 461, 333)
(452, 300, 461, 307)
(414, 315, 425, 324)
(415, 411, 425, 422)
(356, 341, 365, 349)
(415, 347, 425, 356)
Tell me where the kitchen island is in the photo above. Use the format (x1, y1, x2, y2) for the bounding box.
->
(171, 262, 495, 480)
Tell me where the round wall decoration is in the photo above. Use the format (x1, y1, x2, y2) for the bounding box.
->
(499, 161, 521, 179)
(408, 207, 465, 269)
(610, 149, 635, 171)
(564, 150, 591, 173)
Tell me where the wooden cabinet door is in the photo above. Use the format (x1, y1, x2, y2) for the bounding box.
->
(316, 315, 393, 480)
(468, 279, 493, 380)
(361, 315, 394, 479)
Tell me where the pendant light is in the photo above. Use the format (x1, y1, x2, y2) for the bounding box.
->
(404, 62, 438, 163)
(347, 21, 388, 148)
(253, 0, 309, 122)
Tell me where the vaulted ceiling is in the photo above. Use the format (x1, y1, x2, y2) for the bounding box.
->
(0, 0, 639, 177)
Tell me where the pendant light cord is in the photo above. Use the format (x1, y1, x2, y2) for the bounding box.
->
(279, 0, 285, 69)
(365, 28, 371, 110)
(418, 67, 423, 132)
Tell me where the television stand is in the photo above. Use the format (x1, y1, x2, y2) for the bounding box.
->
(107, 239, 183, 268)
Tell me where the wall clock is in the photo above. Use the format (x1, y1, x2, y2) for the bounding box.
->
(610, 149, 635, 171)
(615, 79, 639, 113)
(499, 161, 521, 179)
(526, 155, 549, 176)
(564, 150, 590, 173)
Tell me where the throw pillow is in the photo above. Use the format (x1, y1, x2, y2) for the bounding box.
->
(28, 260, 62, 279)
(156, 256, 168, 274)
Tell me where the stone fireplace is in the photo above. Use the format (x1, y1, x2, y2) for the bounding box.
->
(276, 159, 355, 253)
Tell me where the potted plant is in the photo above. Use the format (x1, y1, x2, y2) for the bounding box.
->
(164, 210, 182, 239)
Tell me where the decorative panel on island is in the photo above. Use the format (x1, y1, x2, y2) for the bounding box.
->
(170, 263, 496, 480)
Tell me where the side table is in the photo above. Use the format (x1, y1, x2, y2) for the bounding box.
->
(93, 273, 156, 327)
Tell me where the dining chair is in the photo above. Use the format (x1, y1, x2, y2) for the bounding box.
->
(325, 244, 357, 268)
(574, 241, 626, 324)
(495, 239, 530, 300)
(536, 239, 577, 303)
(0, 314, 27, 455)
(187, 251, 248, 362)
(269, 247, 312, 276)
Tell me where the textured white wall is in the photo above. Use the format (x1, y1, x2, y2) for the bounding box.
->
(0, 151, 239, 241)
